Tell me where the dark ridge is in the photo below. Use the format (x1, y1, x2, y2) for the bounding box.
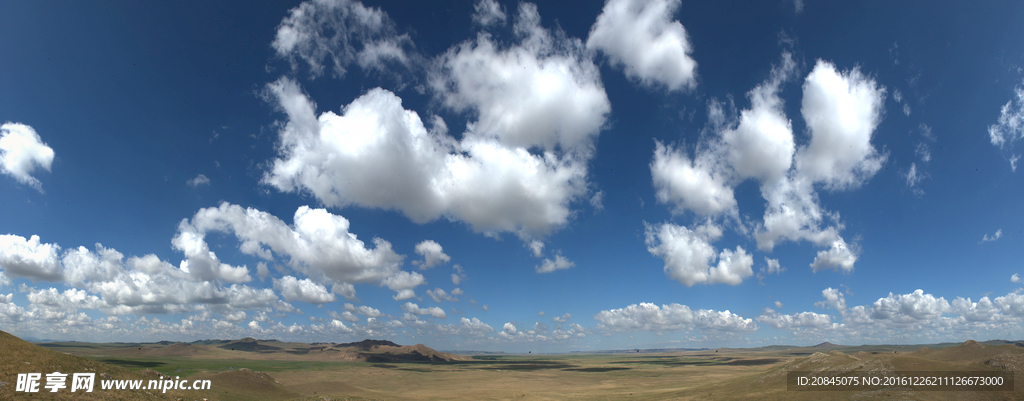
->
(338, 339, 401, 349)
(217, 337, 282, 352)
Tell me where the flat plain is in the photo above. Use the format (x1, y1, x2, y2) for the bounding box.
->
(4, 330, 1024, 400)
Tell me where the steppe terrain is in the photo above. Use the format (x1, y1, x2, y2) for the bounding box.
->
(2, 330, 1022, 400)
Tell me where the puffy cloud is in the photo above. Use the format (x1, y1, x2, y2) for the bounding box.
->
(1012, 273, 1021, 283)
(644, 222, 753, 286)
(757, 257, 785, 282)
(171, 224, 252, 283)
(176, 202, 404, 288)
(552, 313, 572, 324)
(426, 288, 458, 302)
(535, 253, 575, 273)
(0, 234, 63, 282)
(383, 270, 425, 291)
(809, 238, 857, 273)
(719, 52, 797, 184)
(796, 60, 887, 190)
(264, 79, 591, 240)
(344, 303, 382, 318)
(502, 321, 518, 335)
(694, 309, 758, 332)
(472, 0, 506, 27)
(816, 287, 847, 313)
(709, 246, 754, 286)
(645, 56, 881, 278)
(0, 123, 55, 192)
(594, 302, 756, 333)
(745, 60, 882, 270)
(273, 276, 336, 304)
(187, 174, 210, 187)
(951, 297, 1001, 323)
(868, 290, 949, 324)
(402, 302, 447, 319)
(757, 308, 834, 329)
(982, 229, 1002, 242)
(757, 288, 1024, 343)
(438, 317, 493, 337)
(650, 141, 735, 216)
(994, 292, 1024, 317)
(272, 0, 415, 78)
(451, 264, 466, 285)
(755, 174, 843, 252)
(434, 3, 610, 152)
(27, 287, 103, 312)
(392, 289, 416, 301)
(587, 0, 697, 91)
(528, 240, 544, 258)
(414, 240, 450, 268)
(62, 244, 125, 286)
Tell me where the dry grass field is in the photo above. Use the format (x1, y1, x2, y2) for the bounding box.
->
(4, 330, 1024, 400)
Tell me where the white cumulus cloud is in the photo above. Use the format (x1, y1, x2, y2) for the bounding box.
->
(594, 302, 757, 333)
(273, 276, 336, 304)
(757, 308, 834, 329)
(587, 0, 697, 91)
(644, 222, 753, 286)
(263, 77, 593, 241)
(402, 302, 447, 319)
(0, 234, 64, 282)
(0, 123, 55, 192)
(809, 238, 857, 273)
(414, 240, 450, 268)
(535, 253, 575, 273)
(175, 202, 406, 290)
(797, 60, 887, 190)
(650, 141, 736, 216)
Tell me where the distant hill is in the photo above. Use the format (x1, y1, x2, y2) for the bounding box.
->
(910, 339, 1024, 363)
(338, 339, 401, 349)
(217, 337, 283, 352)
(325, 339, 468, 362)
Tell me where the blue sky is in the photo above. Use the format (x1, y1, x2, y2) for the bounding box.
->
(0, 0, 1022, 352)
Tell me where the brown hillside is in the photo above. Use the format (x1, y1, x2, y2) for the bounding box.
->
(188, 368, 299, 401)
(0, 330, 214, 400)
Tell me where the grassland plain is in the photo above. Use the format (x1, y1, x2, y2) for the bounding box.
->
(8, 331, 1024, 400)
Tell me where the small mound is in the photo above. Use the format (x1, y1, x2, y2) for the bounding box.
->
(191, 368, 299, 400)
